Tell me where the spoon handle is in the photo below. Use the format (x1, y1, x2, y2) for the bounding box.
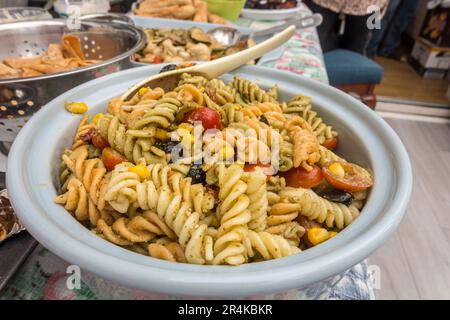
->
(194, 25, 296, 79)
(251, 13, 323, 38)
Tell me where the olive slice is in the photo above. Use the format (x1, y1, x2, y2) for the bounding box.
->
(317, 188, 354, 206)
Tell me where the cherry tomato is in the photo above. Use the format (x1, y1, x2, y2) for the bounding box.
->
(153, 56, 163, 64)
(102, 147, 127, 171)
(322, 161, 373, 192)
(183, 107, 221, 130)
(92, 132, 109, 149)
(322, 137, 338, 151)
(280, 165, 323, 189)
(244, 164, 275, 177)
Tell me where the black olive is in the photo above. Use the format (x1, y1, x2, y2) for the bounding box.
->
(159, 64, 177, 73)
(187, 164, 206, 184)
(259, 114, 269, 125)
(154, 140, 179, 154)
(317, 188, 354, 206)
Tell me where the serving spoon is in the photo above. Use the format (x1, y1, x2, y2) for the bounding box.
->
(120, 25, 296, 102)
(207, 13, 323, 47)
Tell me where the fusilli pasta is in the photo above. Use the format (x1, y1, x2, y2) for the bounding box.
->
(54, 72, 373, 266)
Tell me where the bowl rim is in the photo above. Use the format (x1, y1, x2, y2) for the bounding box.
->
(6, 65, 412, 297)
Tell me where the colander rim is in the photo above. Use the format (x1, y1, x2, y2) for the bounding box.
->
(0, 18, 146, 84)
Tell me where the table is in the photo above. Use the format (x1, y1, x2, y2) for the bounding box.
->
(0, 8, 375, 300)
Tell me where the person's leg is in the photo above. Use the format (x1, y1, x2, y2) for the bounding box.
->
(340, 14, 372, 55)
(379, 0, 420, 57)
(307, 1, 340, 53)
(366, 0, 402, 57)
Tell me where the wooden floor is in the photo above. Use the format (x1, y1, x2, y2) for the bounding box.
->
(368, 117, 450, 299)
(374, 56, 450, 106)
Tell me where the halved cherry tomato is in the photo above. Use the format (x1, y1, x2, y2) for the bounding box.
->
(183, 107, 221, 130)
(322, 161, 373, 192)
(153, 56, 163, 64)
(102, 147, 127, 171)
(92, 132, 109, 149)
(322, 137, 338, 151)
(244, 163, 275, 177)
(280, 165, 323, 189)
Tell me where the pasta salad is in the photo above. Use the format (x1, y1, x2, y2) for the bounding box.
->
(55, 70, 373, 265)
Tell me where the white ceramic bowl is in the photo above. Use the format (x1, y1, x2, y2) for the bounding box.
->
(7, 65, 412, 297)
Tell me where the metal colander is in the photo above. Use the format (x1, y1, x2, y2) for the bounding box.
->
(0, 17, 146, 145)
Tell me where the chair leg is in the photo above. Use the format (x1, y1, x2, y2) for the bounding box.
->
(361, 84, 377, 110)
(361, 93, 377, 109)
(335, 84, 377, 110)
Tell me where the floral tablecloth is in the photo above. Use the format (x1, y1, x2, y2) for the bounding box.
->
(0, 8, 375, 300)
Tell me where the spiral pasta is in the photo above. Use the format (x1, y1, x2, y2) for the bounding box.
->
(279, 188, 360, 229)
(178, 72, 209, 89)
(55, 73, 373, 266)
(94, 210, 176, 246)
(55, 177, 114, 226)
(107, 87, 165, 126)
(247, 231, 300, 260)
(205, 78, 237, 106)
(132, 97, 181, 130)
(72, 115, 96, 149)
(97, 114, 168, 165)
(265, 201, 305, 246)
(213, 164, 251, 265)
(242, 102, 283, 119)
(148, 242, 187, 263)
(221, 103, 245, 125)
(61, 146, 108, 207)
(284, 95, 338, 144)
(318, 145, 346, 166)
(104, 163, 141, 213)
(230, 76, 277, 104)
(279, 134, 294, 172)
(242, 170, 268, 232)
(146, 163, 215, 214)
(138, 184, 214, 264)
(285, 116, 320, 171)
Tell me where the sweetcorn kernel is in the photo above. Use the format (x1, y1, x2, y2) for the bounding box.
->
(155, 128, 169, 140)
(129, 165, 150, 180)
(65, 102, 88, 114)
(307, 228, 329, 246)
(329, 162, 345, 178)
(138, 87, 149, 96)
(178, 123, 193, 132)
(92, 113, 104, 125)
(328, 231, 338, 238)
